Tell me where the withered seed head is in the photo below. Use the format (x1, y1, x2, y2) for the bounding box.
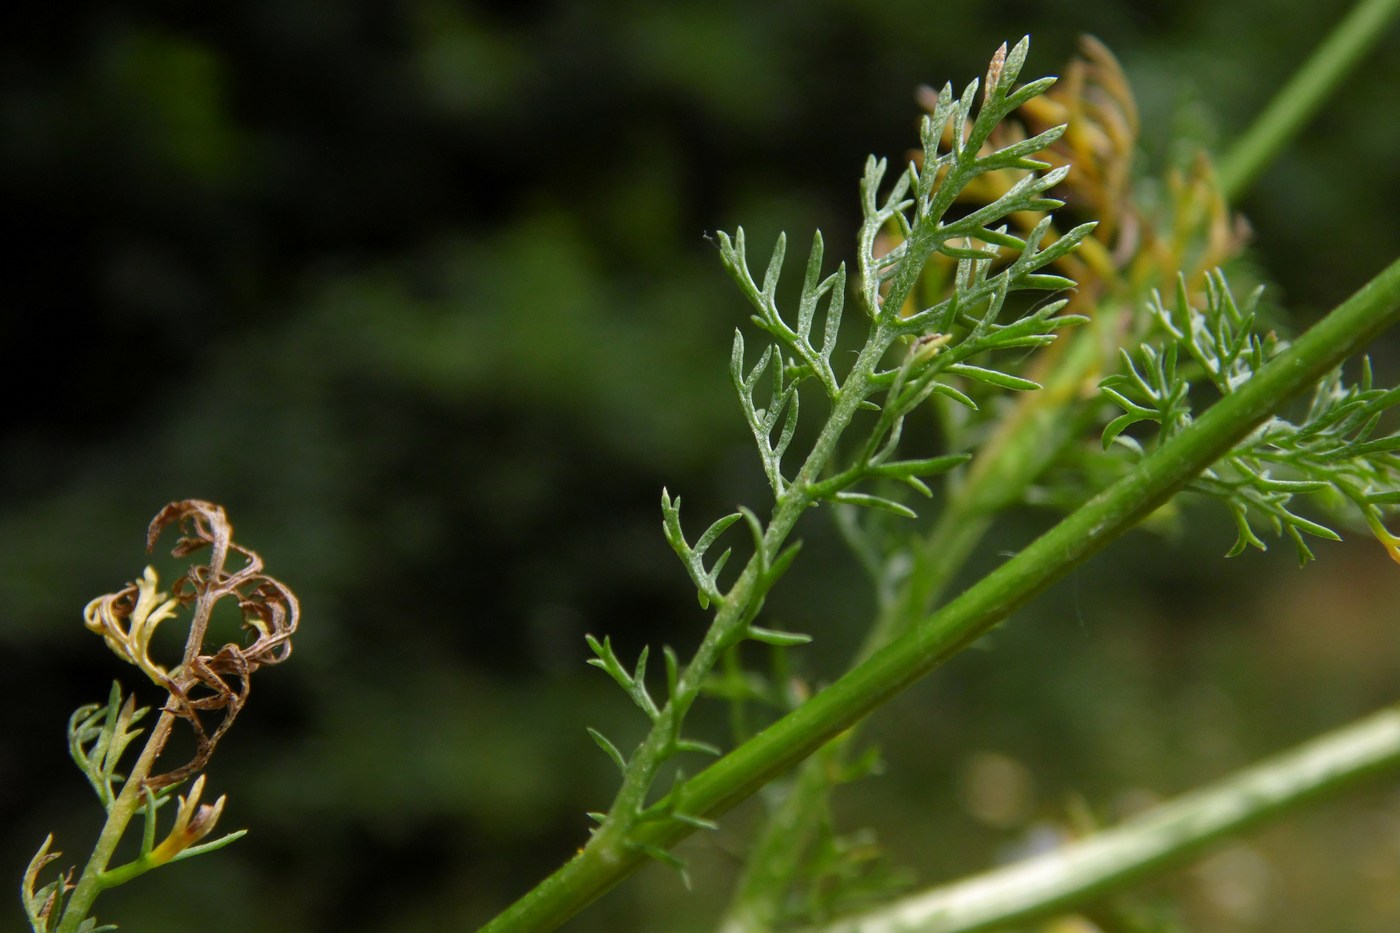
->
(83, 500, 300, 789)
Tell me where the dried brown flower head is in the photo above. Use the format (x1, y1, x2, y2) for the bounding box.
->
(82, 500, 299, 789)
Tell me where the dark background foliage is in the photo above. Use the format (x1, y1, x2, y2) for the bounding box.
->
(3, 2, 1399, 930)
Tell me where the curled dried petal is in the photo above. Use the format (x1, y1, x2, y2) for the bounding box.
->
(82, 567, 180, 686)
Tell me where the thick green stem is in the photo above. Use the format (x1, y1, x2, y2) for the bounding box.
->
(478, 258, 1400, 932)
(1218, 0, 1400, 201)
(812, 701, 1400, 933)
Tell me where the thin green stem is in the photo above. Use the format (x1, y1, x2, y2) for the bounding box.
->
(718, 735, 854, 933)
(1218, 0, 1400, 201)
(715, 505, 987, 932)
(478, 257, 1400, 932)
(55, 538, 232, 932)
(811, 700, 1400, 933)
(866, 506, 989, 660)
(55, 709, 176, 933)
(586, 328, 893, 855)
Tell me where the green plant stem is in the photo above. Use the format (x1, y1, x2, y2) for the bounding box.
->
(718, 735, 855, 933)
(587, 328, 894, 855)
(879, 315, 1116, 646)
(809, 700, 1400, 933)
(56, 555, 230, 932)
(718, 504, 990, 931)
(722, 8, 1400, 920)
(479, 257, 1400, 932)
(720, 312, 1118, 929)
(869, 505, 989, 658)
(722, 0, 1400, 903)
(1217, 0, 1400, 201)
(55, 709, 176, 933)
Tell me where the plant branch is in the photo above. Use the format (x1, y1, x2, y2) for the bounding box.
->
(26, 501, 298, 933)
(571, 37, 1087, 894)
(723, 10, 1400, 914)
(54, 709, 177, 933)
(809, 700, 1400, 933)
(478, 256, 1400, 931)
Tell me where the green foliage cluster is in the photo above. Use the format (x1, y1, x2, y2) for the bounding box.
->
(575, 39, 1096, 885)
(1103, 273, 1400, 565)
(5, 2, 1400, 932)
(483, 26, 1400, 933)
(24, 685, 244, 933)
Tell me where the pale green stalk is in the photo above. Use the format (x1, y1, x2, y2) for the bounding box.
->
(1218, 0, 1400, 201)
(810, 701, 1400, 933)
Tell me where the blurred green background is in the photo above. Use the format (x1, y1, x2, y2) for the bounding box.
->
(3, 1, 1400, 930)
